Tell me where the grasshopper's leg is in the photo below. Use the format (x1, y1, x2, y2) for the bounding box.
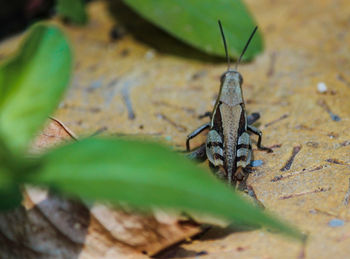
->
(247, 125, 273, 153)
(236, 169, 265, 209)
(247, 112, 260, 125)
(187, 112, 257, 151)
(186, 143, 207, 162)
(186, 122, 210, 151)
(238, 181, 265, 209)
(198, 111, 212, 119)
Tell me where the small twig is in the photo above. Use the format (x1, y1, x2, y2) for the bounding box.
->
(107, 78, 118, 88)
(343, 178, 350, 206)
(298, 238, 307, 259)
(313, 208, 338, 218)
(121, 86, 135, 120)
(280, 145, 302, 172)
(264, 114, 289, 128)
(279, 187, 331, 200)
(156, 113, 187, 132)
(266, 52, 277, 77)
(191, 70, 207, 80)
(89, 126, 108, 137)
(49, 117, 78, 140)
(337, 74, 350, 88)
(317, 99, 341, 121)
(245, 185, 265, 209)
(272, 164, 325, 182)
(339, 140, 350, 147)
(311, 209, 350, 223)
(325, 158, 349, 165)
(267, 143, 282, 149)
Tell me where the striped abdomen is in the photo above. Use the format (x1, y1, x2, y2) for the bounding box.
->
(206, 103, 252, 184)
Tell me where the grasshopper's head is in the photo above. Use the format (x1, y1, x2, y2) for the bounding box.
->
(216, 20, 258, 106)
(218, 69, 244, 106)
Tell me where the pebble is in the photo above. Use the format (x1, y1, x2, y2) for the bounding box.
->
(251, 160, 263, 167)
(145, 49, 156, 60)
(317, 82, 328, 93)
(328, 218, 344, 227)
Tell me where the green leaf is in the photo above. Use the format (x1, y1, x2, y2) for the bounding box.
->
(0, 167, 22, 210)
(56, 0, 88, 25)
(122, 0, 263, 60)
(0, 23, 73, 153)
(32, 138, 303, 240)
(0, 138, 25, 210)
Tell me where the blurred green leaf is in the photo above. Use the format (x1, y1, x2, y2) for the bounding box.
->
(0, 138, 22, 210)
(122, 0, 263, 60)
(0, 23, 72, 153)
(32, 138, 303, 240)
(0, 177, 22, 210)
(56, 0, 88, 25)
(0, 161, 21, 210)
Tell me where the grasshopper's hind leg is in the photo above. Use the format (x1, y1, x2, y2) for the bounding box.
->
(198, 111, 212, 119)
(186, 122, 210, 151)
(237, 170, 265, 209)
(186, 143, 207, 162)
(247, 112, 260, 125)
(247, 125, 273, 153)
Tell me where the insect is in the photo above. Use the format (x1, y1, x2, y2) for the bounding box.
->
(186, 21, 272, 188)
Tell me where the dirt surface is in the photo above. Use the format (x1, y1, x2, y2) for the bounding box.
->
(1, 0, 350, 258)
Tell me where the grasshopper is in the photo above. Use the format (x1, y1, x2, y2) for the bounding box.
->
(186, 21, 272, 188)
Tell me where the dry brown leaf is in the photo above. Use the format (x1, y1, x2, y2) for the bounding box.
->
(0, 117, 201, 258)
(30, 116, 78, 154)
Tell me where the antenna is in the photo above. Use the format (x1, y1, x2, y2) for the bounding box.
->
(235, 26, 258, 70)
(218, 20, 231, 71)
